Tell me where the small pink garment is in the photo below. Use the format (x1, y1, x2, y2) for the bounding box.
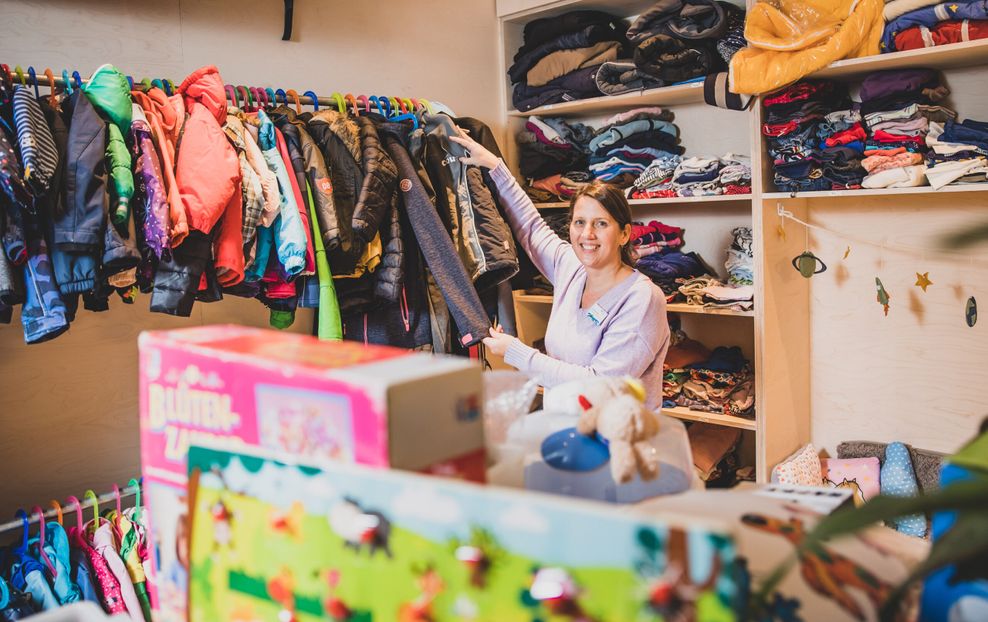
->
(821, 457, 881, 503)
(89, 521, 146, 622)
(70, 526, 127, 615)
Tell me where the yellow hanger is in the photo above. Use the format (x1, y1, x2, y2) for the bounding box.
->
(14, 65, 25, 86)
(331, 92, 345, 114)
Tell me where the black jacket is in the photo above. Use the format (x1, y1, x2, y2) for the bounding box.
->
(307, 110, 362, 273)
(353, 115, 398, 243)
(380, 124, 490, 347)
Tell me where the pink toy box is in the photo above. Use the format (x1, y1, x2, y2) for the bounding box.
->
(137, 325, 484, 621)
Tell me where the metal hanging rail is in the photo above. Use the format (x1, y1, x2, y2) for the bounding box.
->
(0, 484, 140, 534)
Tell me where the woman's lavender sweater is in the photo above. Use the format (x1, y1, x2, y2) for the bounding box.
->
(490, 162, 670, 408)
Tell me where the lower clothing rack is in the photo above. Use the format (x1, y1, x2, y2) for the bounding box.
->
(0, 483, 141, 534)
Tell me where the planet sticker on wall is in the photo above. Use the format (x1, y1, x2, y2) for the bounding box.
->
(966, 297, 977, 327)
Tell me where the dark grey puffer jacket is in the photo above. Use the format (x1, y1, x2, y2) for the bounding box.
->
(307, 110, 362, 272)
(353, 116, 397, 243)
(374, 190, 403, 303)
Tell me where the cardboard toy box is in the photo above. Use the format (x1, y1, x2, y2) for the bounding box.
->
(138, 325, 484, 621)
(186, 444, 740, 622)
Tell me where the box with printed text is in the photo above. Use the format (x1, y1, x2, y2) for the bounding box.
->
(137, 325, 484, 621)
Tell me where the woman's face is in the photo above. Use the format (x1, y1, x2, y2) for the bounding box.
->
(570, 196, 630, 271)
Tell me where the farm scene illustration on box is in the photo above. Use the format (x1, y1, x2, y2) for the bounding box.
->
(186, 446, 739, 622)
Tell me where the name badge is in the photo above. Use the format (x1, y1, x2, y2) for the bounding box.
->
(587, 303, 608, 326)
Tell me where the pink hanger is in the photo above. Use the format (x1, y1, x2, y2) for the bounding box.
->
(357, 94, 370, 113)
(32, 505, 57, 577)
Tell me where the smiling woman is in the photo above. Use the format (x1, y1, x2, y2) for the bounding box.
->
(450, 129, 670, 409)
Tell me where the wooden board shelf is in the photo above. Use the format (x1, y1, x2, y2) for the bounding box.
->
(812, 39, 988, 80)
(763, 183, 988, 200)
(535, 195, 752, 209)
(515, 295, 753, 318)
(661, 406, 757, 431)
(666, 303, 753, 317)
(507, 81, 706, 118)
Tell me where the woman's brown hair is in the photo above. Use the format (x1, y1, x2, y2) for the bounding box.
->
(569, 180, 635, 267)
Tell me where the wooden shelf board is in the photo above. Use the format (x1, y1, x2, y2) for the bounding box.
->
(666, 303, 753, 317)
(535, 195, 752, 209)
(515, 293, 553, 304)
(515, 296, 753, 317)
(508, 82, 706, 117)
(812, 39, 988, 79)
(662, 406, 757, 430)
(763, 183, 988, 200)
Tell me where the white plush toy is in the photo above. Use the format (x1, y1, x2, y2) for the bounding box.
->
(575, 377, 661, 484)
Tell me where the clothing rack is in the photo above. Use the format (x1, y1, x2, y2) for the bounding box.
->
(0, 484, 140, 535)
(0, 66, 444, 115)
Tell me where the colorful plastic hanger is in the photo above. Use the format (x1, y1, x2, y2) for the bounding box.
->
(27, 67, 39, 98)
(61, 70, 72, 95)
(30, 506, 56, 576)
(303, 90, 319, 110)
(225, 84, 238, 109)
(43, 69, 56, 107)
(49, 500, 63, 526)
(128, 478, 142, 524)
(71, 71, 82, 90)
(345, 94, 360, 116)
(275, 88, 287, 105)
(286, 89, 301, 114)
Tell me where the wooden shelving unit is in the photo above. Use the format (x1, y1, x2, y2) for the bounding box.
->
(662, 407, 757, 431)
(535, 195, 752, 209)
(498, 0, 988, 482)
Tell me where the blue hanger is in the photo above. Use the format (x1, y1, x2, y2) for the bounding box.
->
(390, 112, 419, 129)
(151, 78, 164, 91)
(162, 80, 173, 96)
(303, 90, 319, 111)
(27, 67, 38, 98)
(368, 96, 383, 116)
(377, 95, 392, 118)
(61, 70, 72, 95)
(275, 88, 287, 105)
(126, 75, 134, 91)
(72, 71, 82, 90)
(265, 87, 276, 104)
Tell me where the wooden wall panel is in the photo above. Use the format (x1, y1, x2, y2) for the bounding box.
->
(0, 0, 501, 514)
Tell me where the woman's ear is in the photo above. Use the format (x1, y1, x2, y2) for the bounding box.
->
(621, 224, 632, 245)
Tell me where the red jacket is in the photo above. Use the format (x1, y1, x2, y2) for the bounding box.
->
(176, 66, 244, 286)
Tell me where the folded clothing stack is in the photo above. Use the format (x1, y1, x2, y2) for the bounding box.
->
(631, 219, 684, 259)
(588, 107, 683, 187)
(509, 10, 630, 111)
(636, 249, 712, 298)
(676, 275, 753, 311)
(925, 118, 988, 189)
(763, 80, 860, 193)
(628, 153, 751, 198)
(663, 338, 755, 418)
(625, 0, 745, 87)
(726, 226, 753, 285)
(859, 69, 951, 189)
(518, 116, 595, 200)
(883, 0, 988, 53)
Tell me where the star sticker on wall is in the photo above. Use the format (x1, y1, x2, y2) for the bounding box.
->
(915, 272, 933, 292)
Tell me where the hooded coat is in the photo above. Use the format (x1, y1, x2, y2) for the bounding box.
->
(150, 66, 243, 316)
(81, 64, 134, 224)
(729, 0, 883, 95)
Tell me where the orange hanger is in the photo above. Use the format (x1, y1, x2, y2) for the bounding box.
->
(43, 68, 57, 107)
(345, 93, 359, 117)
(286, 89, 301, 114)
(49, 499, 63, 526)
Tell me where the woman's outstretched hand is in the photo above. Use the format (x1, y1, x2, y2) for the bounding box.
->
(450, 127, 500, 170)
(482, 325, 517, 358)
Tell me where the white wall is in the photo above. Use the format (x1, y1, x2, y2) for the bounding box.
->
(0, 0, 501, 513)
(809, 197, 988, 457)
